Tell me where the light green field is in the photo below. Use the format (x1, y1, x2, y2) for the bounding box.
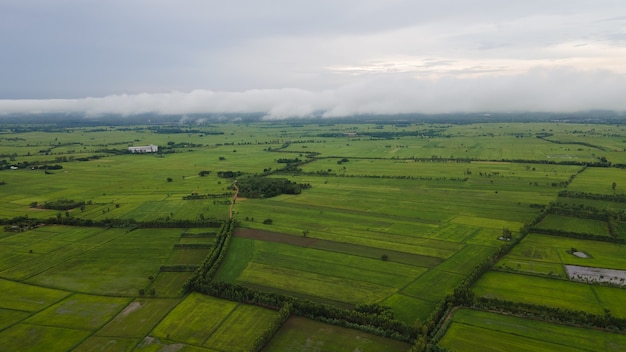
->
(151, 292, 277, 349)
(497, 233, 626, 274)
(24, 293, 130, 330)
(97, 298, 181, 338)
(238, 262, 396, 304)
(73, 336, 140, 352)
(537, 214, 609, 236)
(568, 167, 626, 195)
(204, 304, 278, 351)
(381, 293, 437, 324)
(0, 277, 71, 312)
(473, 271, 626, 317)
(21, 228, 182, 295)
(439, 309, 626, 352)
(0, 324, 92, 352)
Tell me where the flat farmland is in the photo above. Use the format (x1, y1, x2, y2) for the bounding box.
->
(472, 271, 626, 317)
(225, 161, 558, 321)
(263, 316, 410, 352)
(496, 233, 626, 275)
(24, 293, 130, 330)
(439, 308, 626, 352)
(24, 228, 182, 295)
(536, 214, 609, 236)
(0, 143, 278, 221)
(96, 298, 182, 338)
(567, 167, 626, 195)
(150, 292, 277, 350)
(2, 120, 625, 349)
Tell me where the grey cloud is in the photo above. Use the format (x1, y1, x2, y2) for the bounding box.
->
(1, 0, 625, 105)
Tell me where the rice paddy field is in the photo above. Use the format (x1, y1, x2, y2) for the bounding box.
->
(439, 308, 626, 352)
(1, 119, 626, 350)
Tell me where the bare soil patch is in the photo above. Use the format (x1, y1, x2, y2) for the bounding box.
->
(119, 301, 142, 317)
(235, 228, 321, 247)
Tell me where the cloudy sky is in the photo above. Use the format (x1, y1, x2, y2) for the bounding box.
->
(1, 0, 625, 118)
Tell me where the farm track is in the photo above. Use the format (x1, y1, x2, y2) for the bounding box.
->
(229, 183, 239, 220)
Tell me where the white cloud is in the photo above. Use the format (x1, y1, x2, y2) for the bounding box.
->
(1, 67, 624, 118)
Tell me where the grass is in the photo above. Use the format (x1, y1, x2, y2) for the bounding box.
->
(263, 316, 410, 352)
(0, 308, 30, 330)
(24, 228, 181, 295)
(0, 278, 71, 312)
(537, 214, 609, 236)
(401, 269, 466, 303)
(1, 121, 624, 349)
(472, 271, 605, 315)
(96, 298, 181, 338)
(568, 167, 626, 195)
(0, 323, 92, 352)
(499, 233, 626, 272)
(238, 262, 396, 304)
(73, 336, 140, 352)
(204, 304, 278, 351)
(439, 308, 626, 351)
(152, 293, 239, 345)
(149, 272, 194, 297)
(214, 236, 255, 282)
(381, 293, 437, 324)
(24, 293, 131, 330)
(151, 292, 277, 350)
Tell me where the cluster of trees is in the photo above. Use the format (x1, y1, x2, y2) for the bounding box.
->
(182, 192, 232, 200)
(251, 303, 292, 352)
(559, 190, 626, 203)
(159, 265, 200, 272)
(275, 157, 301, 164)
(148, 126, 224, 135)
(136, 218, 224, 228)
(236, 176, 311, 198)
(217, 171, 242, 178)
(31, 199, 86, 210)
(474, 298, 626, 332)
(173, 243, 213, 249)
(531, 227, 625, 244)
(180, 231, 217, 238)
(184, 221, 234, 290)
(1, 159, 65, 170)
(321, 174, 468, 182)
(0, 214, 226, 230)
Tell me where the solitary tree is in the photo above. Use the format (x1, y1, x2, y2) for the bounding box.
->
(612, 182, 617, 192)
(166, 177, 173, 182)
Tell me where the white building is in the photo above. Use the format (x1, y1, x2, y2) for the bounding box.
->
(128, 144, 159, 153)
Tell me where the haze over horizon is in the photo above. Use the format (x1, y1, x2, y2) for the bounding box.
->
(1, 1, 625, 119)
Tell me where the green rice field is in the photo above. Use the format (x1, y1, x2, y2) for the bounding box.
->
(1, 120, 626, 350)
(439, 308, 626, 352)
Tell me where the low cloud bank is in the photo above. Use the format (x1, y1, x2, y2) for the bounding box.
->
(1, 67, 625, 119)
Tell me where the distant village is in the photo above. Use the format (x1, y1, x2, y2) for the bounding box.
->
(128, 144, 158, 153)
